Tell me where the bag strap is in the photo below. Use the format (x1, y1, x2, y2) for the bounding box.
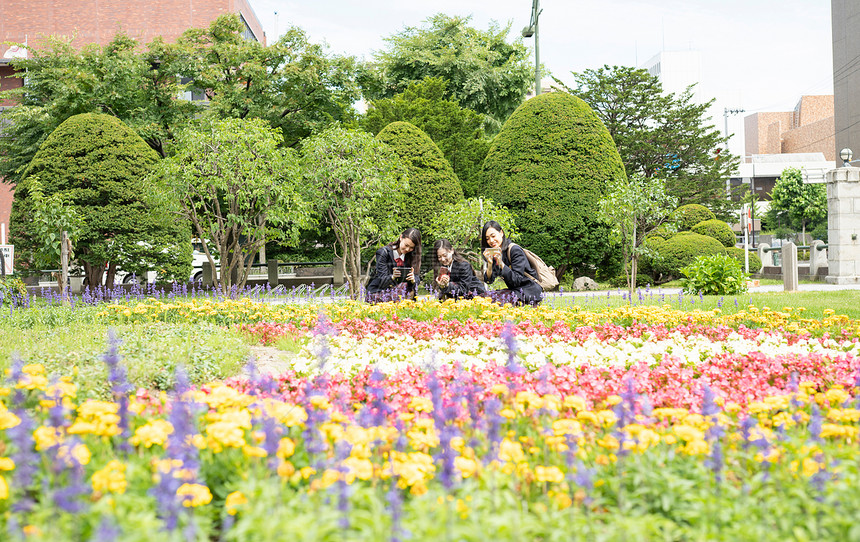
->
(506, 243, 539, 285)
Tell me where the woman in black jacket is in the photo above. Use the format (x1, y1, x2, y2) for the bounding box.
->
(432, 239, 486, 301)
(481, 220, 543, 306)
(365, 228, 422, 303)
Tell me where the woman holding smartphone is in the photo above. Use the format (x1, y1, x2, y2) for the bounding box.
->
(432, 239, 486, 301)
(481, 220, 542, 306)
(365, 228, 422, 303)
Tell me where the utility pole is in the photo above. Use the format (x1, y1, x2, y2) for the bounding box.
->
(724, 107, 745, 140)
(522, 0, 542, 96)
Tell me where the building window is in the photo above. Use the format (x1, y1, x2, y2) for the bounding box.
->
(239, 14, 258, 42)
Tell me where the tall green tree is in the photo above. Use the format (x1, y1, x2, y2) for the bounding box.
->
(301, 126, 406, 298)
(11, 113, 190, 287)
(154, 118, 312, 295)
(0, 33, 194, 185)
(364, 14, 533, 129)
(598, 175, 678, 298)
(557, 65, 738, 218)
(177, 14, 361, 147)
(765, 167, 827, 241)
(362, 78, 490, 197)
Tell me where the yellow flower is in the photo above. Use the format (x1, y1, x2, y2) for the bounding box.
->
(92, 460, 127, 494)
(177, 483, 213, 507)
(681, 439, 709, 456)
(131, 420, 174, 448)
(0, 476, 7, 500)
(0, 457, 14, 471)
(278, 461, 296, 479)
(454, 456, 479, 479)
(672, 424, 705, 442)
(605, 395, 622, 406)
(563, 395, 587, 411)
(343, 457, 374, 482)
(534, 465, 564, 484)
(498, 439, 525, 463)
(225, 491, 248, 515)
(552, 418, 582, 436)
(277, 437, 296, 459)
(0, 409, 21, 431)
(408, 397, 433, 412)
(33, 426, 63, 450)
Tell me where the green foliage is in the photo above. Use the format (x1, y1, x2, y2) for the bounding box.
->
(680, 253, 748, 295)
(0, 277, 27, 301)
(691, 219, 737, 247)
(177, 15, 361, 148)
(11, 113, 189, 287)
(646, 232, 726, 282)
(301, 126, 407, 297)
(725, 246, 763, 274)
(599, 174, 677, 295)
(365, 14, 532, 128)
(427, 197, 519, 266)
(561, 66, 738, 217)
(481, 92, 625, 277)
(17, 178, 84, 273)
(671, 204, 716, 231)
(155, 117, 311, 294)
(362, 78, 491, 197)
(608, 273, 652, 288)
(0, 33, 196, 184)
(765, 167, 828, 239)
(375, 122, 463, 238)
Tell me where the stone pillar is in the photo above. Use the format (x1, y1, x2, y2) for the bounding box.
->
(758, 243, 774, 267)
(333, 257, 344, 286)
(267, 259, 279, 288)
(826, 167, 860, 284)
(782, 241, 798, 291)
(810, 240, 827, 277)
(202, 261, 214, 286)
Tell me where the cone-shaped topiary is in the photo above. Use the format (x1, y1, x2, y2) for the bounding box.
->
(692, 219, 737, 247)
(670, 204, 716, 231)
(376, 121, 464, 240)
(479, 92, 625, 276)
(11, 112, 190, 286)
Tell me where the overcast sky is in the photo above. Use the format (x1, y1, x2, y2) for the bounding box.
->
(248, 0, 834, 157)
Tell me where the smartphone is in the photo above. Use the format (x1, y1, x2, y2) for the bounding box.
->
(439, 266, 449, 276)
(394, 266, 411, 280)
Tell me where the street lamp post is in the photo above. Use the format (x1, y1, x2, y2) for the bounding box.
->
(840, 147, 853, 168)
(521, 0, 541, 96)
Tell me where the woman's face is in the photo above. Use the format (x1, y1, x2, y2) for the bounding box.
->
(485, 227, 503, 248)
(399, 236, 415, 254)
(437, 247, 453, 266)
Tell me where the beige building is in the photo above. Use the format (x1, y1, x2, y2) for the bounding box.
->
(744, 95, 835, 161)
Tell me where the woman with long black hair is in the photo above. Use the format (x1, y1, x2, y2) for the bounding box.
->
(431, 238, 486, 301)
(365, 228, 423, 303)
(481, 220, 542, 306)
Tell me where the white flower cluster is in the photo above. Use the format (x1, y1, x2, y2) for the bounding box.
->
(288, 330, 859, 376)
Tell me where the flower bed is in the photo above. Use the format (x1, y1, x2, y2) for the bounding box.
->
(3, 300, 860, 539)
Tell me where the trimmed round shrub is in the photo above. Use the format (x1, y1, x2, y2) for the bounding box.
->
(650, 232, 726, 281)
(725, 246, 763, 274)
(692, 219, 737, 247)
(670, 204, 715, 231)
(12, 113, 191, 286)
(480, 92, 625, 276)
(376, 121, 464, 239)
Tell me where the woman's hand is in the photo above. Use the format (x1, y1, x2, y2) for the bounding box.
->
(436, 274, 450, 288)
(492, 251, 503, 267)
(406, 269, 415, 283)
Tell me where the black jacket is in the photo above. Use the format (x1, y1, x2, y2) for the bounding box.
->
(365, 246, 417, 298)
(437, 260, 486, 299)
(484, 243, 539, 291)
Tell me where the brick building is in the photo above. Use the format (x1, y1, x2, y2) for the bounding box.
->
(744, 95, 835, 161)
(0, 0, 266, 237)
